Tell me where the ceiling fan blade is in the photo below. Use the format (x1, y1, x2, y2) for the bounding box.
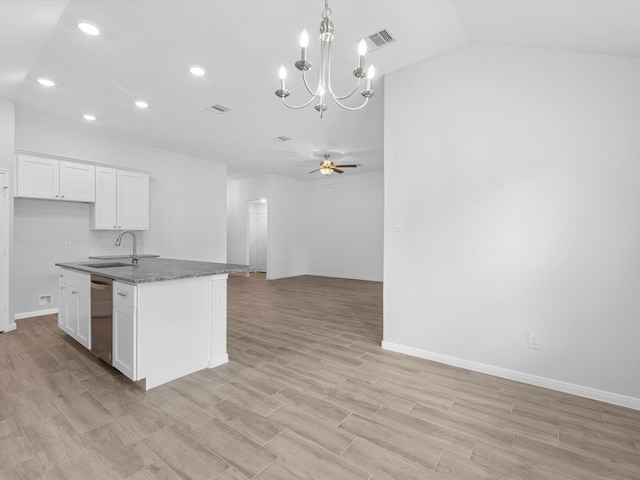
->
(334, 168, 344, 174)
(308, 169, 320, 174)
(334, 164, 359, 168)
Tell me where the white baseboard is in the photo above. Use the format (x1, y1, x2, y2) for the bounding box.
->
(1, 322, 16, 332)
(15, 308, 58, 320)
(381, 341, 640, 411)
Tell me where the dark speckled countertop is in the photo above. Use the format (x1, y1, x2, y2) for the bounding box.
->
(55, 258, 250, 285)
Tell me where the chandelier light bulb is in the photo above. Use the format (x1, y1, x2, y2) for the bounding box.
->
(358, 39, 367, 56)
(300, 30, 309, 48)
(77, 22, 101, 36)
(190, 66, 205, 76)
(278, 65, 287, 91)
(367, 65, 376, 80)
(37, 78, 55, 87)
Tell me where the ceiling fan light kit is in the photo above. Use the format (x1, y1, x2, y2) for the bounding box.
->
(275, 0, 375, 118)
(309, 154, 359, 175)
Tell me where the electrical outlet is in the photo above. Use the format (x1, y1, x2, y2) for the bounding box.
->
(64, 241, 72, 250)
(528, 332, 541, 350)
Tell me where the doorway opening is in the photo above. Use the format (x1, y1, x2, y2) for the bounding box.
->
(247, 199, 268, 274)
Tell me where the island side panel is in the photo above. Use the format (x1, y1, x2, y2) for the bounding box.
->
(209, 274, 229, 368)
(137, 277, 211, 389)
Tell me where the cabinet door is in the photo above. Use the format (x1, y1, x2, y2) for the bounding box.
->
(59, 161, 95, 202)
(58, 280, 69, 332)
(91, 167, 118, 229)
(117, 170, 149, 230)
(16, 155, 59, 199)
(65, 286, 79, 339)
(113, 300, 137, 380)
(74, 286, 91, 350)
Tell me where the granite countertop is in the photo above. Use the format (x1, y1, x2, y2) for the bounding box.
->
(55, 258, 250, 285)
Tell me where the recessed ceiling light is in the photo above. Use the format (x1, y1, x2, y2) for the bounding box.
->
(134, 100, 149, 109)
(83, 114, 96, 121)
(190, 66, 205, 76)
(77, 22, 101, 36)
(37, 78, 55, 87)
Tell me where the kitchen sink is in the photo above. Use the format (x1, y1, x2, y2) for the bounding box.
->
(80, 262, 134, 268)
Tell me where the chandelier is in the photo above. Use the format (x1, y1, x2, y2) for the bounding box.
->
(275, 0, 375, 118)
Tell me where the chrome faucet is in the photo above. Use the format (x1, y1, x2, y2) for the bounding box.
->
(115, 230, 139, 264)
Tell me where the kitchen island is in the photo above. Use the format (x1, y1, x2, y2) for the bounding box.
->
(55, 258, 249, 389)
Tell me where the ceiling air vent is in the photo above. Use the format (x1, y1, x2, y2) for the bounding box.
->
(365, 28, 396, 51)
(273, 136, 292, 143)
(206, 104, 231, 114)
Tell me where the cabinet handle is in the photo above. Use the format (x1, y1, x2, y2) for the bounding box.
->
(71, 290, 78, 294)
(113, 226, 116, 229)
(59, 274, 64, 278)
(61, 195, 65, 198)
(55, 194, 59, 198)
(117, 291, 128, 297)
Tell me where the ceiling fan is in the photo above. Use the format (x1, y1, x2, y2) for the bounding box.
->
(308, 154, 359, 175)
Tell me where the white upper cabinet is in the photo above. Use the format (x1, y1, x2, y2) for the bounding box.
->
(59, 161, 96, 202)
(91, 166, 149, 230)
(16, 154, 95, 202)
(16, 155, 59, 199)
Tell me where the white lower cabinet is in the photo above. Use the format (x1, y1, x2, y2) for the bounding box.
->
(113, 282, 137, 380)
(58, 270, 91, 349)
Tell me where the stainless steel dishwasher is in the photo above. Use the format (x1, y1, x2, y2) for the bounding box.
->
(90, 275, 113, 365)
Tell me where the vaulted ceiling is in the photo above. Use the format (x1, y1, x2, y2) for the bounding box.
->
(1, 1, 639, 180)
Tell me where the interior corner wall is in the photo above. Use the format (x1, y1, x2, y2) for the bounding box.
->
(267, 175, 308, 280)
(227, 176, 270, 265)
(306, 171, 384, 281)
(383, 44, 640, 407)
(13, 113, 227, 316)
(0, 99, 15, 329)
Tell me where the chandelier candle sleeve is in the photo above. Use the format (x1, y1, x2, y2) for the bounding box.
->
(300, 30, 309, 62)
(358, 40, 366, 69)
(279, 66, 286, 90)
(366, 66, 375, 91)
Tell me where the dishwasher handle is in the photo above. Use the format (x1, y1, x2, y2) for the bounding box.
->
(91, 280, 112, 291)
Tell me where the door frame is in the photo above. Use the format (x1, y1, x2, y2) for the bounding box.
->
(246, 199, 268, 275)
(0, 168, 12, 332)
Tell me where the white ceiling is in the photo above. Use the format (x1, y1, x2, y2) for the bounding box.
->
(1, 0, 639, 180)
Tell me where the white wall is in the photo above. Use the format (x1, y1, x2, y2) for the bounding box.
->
(228, 171, 384, 282)
(14, 113, 227, 316)
(13, 199, 89, 316)
(266, 176, 308, 280)
(306, 171, 383, 281)
(383, 43, 640, 407)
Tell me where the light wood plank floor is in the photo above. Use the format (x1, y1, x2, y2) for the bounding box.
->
(1, 273, 640, 479)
